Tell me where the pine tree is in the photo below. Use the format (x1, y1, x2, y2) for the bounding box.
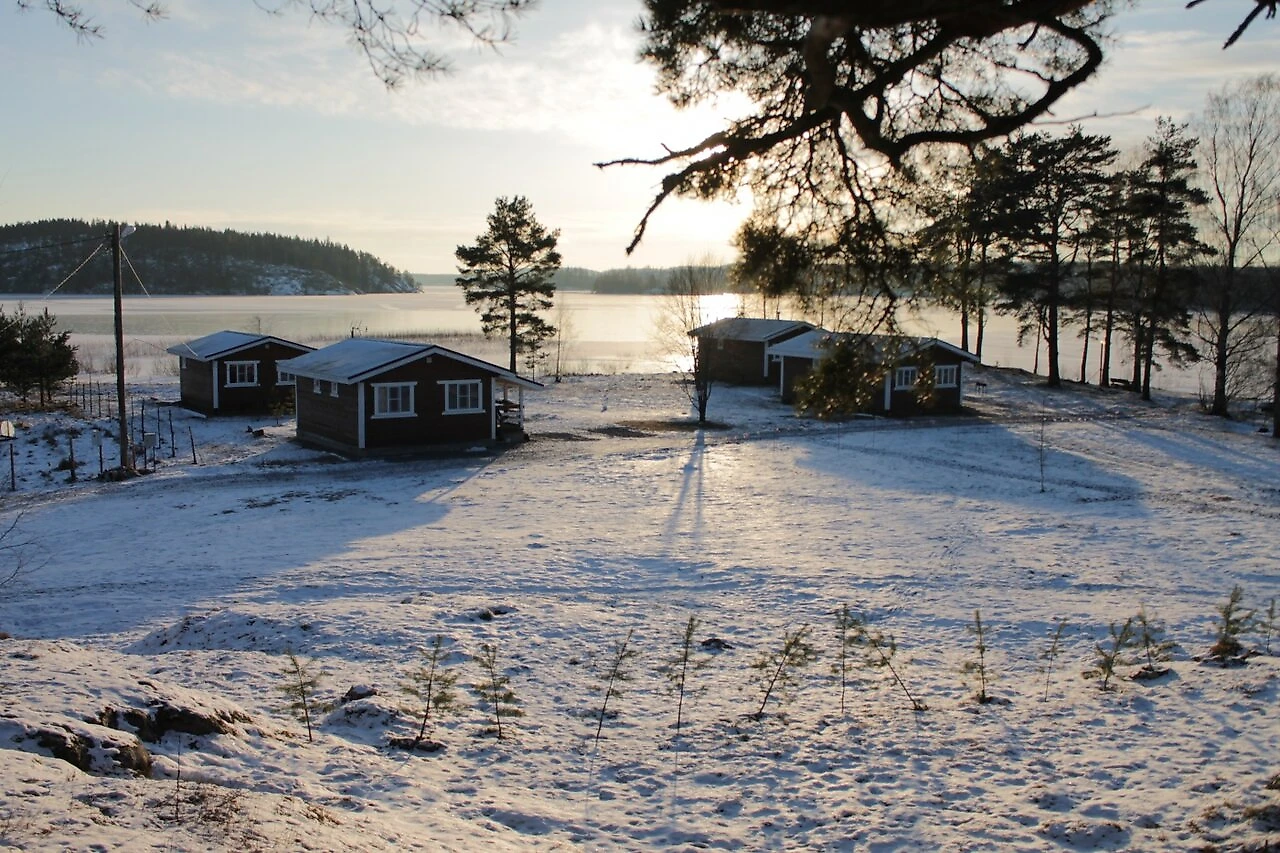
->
(831, 605, 866, 717)
(1040, 618, 1069, 702)
(403, 635, 461, 747)
(961, 609, 994, 704)
(750, 625, 817, 720)
(592, 629, 638, 748)
(1133, 606, 1178, 679)
(657, 615, 710, 740)
(1209, 585, 1254, 662)
(474, 641, 523, 740)
(1086, 618, 1136, 690)
(455, 196, 561, 374)
(280, 651, 323, 743)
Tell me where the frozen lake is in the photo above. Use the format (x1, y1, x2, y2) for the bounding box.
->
(4, 288, 1206, 392)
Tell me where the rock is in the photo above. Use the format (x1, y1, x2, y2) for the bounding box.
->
(99, 697, 251, 742)
(15, 718, 153, 777)
(341, 685, 378, 703)
(701, 637, 733, 651)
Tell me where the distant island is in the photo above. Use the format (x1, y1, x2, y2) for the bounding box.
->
(0, 219, 417, 296)
(417, 264, 732, 295)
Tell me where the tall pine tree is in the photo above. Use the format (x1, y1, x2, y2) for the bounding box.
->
(455, 197, 561, 374)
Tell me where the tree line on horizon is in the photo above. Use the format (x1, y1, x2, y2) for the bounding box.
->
(0, 219, 417, 297)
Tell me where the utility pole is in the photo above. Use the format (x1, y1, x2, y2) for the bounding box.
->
(112, 223, 129, 470)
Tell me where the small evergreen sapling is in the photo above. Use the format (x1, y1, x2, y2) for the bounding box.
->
(861, 627, 928, 712)
(1086, 617, 1136, 691)
(281, 650, 324, 743)
(1208, 585, 1254, 663)
(750, 625, 817, 720)
(592, 628, 638, 748)
(1132, 606, 1178, 680)
(1258, 597, 1277, 655)
(403, 635, 461, 747)
(1040, 618, 1068, 702)
(657, 615, 711, 739)
(474, 641, 524, 740)
(831, 605, 866, 716)
(961, 609, 994, 704)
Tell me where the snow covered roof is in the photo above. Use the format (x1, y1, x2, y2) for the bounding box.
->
(688, 317, 814, 342)
(768, 330, 979, 363)
(165, 331, 313, 361)
(278, 338, 542, 389)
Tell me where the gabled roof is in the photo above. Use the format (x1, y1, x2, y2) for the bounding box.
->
(165, 331, 314, 362)
(278, 338, 542, 390)
(768, 330, 979, 363)
(688, 317, 814, 343)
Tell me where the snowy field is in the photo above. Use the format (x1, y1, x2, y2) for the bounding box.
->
(1, 367, 1278, 852)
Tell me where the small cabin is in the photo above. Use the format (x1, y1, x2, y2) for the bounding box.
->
(166, 331, 314, 416)
(767, 330, 980, 415)
(278, 338, 541, 456)
(688, 318, 815, 386)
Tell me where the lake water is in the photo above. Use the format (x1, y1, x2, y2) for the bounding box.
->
(4, 289, 1210, 394)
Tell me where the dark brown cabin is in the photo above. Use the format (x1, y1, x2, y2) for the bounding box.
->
(688, 318, 815, 386)
(278, 338, 541, 456)
(768, 330, 980, 415)
(167, 331, 314, 416)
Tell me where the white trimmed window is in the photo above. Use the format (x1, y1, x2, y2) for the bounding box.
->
(373, 382, 416, 418)
(934, 364, 958, 388)
(330, 382, 339, 398)
(276, 367, 296, 386)
(441, 379, 484, 414)
(313, 379, 326, 395)
(894, 366, 918, 389)
(179, 357, 188, 370)
(226, 361, 259, 387)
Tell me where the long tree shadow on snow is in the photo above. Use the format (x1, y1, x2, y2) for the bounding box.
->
(0, 454, 495, 646)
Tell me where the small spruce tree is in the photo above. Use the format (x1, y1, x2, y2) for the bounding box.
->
(403, 635, 461, 747)
(750, 625, 818, 720)
(281, 650, 323, 743)
(961, 609, 994, 704)
(1208, 585, 1254, 662)
(474, 641, 523, 740)
(657, 615, 711, 740)
(1086, 617, 1136, 690)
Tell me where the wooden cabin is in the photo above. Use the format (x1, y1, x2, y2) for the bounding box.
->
(167, 331, 314, 416)
(278, 338, 541, 456)
(688, 318, 815, 386)
(767, 330, 980, 415)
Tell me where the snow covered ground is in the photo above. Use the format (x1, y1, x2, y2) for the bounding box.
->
(1, 367, 1278, 852)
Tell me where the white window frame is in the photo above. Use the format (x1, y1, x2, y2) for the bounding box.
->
(313, 379, 325, 395)
(225, 360, 259, 388)
(440, 379, 484, 415)
(330, 381, 340, 398)
(276, 367, 296, 386)
(179, 356, 188, 370)
(894, 366, 918, 390)
(934, 364, 958, 388)
(372, 382, 417, 419)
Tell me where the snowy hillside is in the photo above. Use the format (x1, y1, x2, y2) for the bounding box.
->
(1, 367, 1278, 851)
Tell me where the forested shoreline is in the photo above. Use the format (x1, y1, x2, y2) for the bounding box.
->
(0, 220, 417, 296)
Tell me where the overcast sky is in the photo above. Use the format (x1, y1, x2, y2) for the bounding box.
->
(1, 1, 1277, 274)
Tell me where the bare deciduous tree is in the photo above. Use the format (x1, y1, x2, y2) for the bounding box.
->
(0, 513, 41, 590)
(1195, 73, 1280, 417)
(655, 259, 728, 424)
